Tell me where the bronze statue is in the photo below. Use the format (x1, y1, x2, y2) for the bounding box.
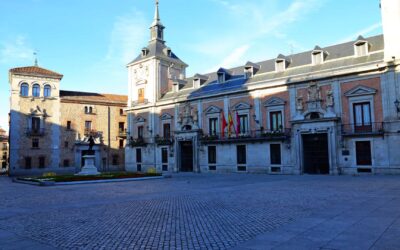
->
(88, 136, 95, 154)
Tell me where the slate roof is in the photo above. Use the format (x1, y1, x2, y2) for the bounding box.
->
(9, 66, 63, 79)
(159, 34, 384, 101)
(128, 40, 187, 66)
(60, 90, 127, 105)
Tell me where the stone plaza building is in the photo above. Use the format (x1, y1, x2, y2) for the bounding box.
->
(8, 66, 127, 176)
(125, 0, 400, 175)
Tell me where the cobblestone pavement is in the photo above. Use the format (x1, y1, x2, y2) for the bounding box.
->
(0, 174, 399, 249)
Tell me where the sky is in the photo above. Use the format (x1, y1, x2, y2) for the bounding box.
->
(0, 0, 383, 132)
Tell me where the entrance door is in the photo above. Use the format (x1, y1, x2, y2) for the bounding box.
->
(302, 133, 329, 174)
(180, 141, 193, 172)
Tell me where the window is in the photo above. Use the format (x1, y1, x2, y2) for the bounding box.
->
(32, 138, 39, 148)
(163, 123, 171, 138)
(238, 115, 249, 134)
(64, 141, 69, 148)
(138, 88, 145, 103)
(119, 122, 125, 133)
(136, 148, 142, 171)
(63, 159, 70, 167)
(312, 52, 323, 65)
(161, 148, 168, 171)
(270, 144, 281, 165)
(44, 85, 51, 97)
(356, 141, 372, 165)
(276, 61, 285, 72)
(269, 111, 282, 131)
(136, 148, 142, 163)
(32, 84, 40, 97)
(209, 118, 218, 135)
(353, 102, 371, 132)
(120, 109, 124, 115)
(218, 73, 225, 83)
(208, 146, 217, 164)
(84, 106, 88, 114)
(25, 157, 32, 169)
(138, 126, 144, 139)
(119, 139, 124, 149)
(355, 43, 367, 57)
(237, 145, 246, 165)
(20, 83, 29, 96)
(32, 117, 41, 132)
(112, 155, 119, 165)
(67, 121, 71, 130)
(39, 156, 45, 168)
(85, 121, 92, 130)
(89, 107, 93, 114)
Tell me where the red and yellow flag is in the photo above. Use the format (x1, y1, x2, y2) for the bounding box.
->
(228, 112, 233, 137)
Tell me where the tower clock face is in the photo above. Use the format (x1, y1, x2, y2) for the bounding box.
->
(134, 64, 149, 85)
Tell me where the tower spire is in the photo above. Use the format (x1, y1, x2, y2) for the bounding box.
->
(150, 0, 165, 43)
(33, 51, 38, 66)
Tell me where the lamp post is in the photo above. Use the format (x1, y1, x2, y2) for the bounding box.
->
(395, 99, 400, 117)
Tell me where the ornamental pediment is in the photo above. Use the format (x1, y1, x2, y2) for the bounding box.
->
(204, 105, 222, 114)
(135, 116, 146, 123)
(344, 85, 377, 97)
(264, 97, 286, 107)
(160, 113, 173, 120)
(233, 102, 252, 111)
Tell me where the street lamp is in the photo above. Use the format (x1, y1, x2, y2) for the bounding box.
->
(395, 99, 400, 114)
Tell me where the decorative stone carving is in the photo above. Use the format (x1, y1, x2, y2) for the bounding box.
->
(307, 82, 321, 102)
(326, 90, 334, 107)
(296, 96, 304, 111)
(178, 102, 198, 130)
(134, 64, 149, 84)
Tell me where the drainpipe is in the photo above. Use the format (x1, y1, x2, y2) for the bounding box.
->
(107, 106, 111, 172)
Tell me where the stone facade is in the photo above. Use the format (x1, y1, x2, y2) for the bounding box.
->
(0, 128, 8, 172)
(125, 0, 400, 175)
(8, 67, 127, 176)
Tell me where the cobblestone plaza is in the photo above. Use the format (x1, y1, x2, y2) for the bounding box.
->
(0, 174, 399, 249)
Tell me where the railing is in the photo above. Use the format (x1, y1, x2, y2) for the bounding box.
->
(84, 129, 102, 137)
(2, 145, 7, 151)
(131, 99, 149, 106)
(26, 128, 45, 137)
(155, 135, 174, 145)
(118, 129, 127, 138)
(128, 137, 148, 147)
(200, 129, 291, 144)
(341, 122, 384, 136)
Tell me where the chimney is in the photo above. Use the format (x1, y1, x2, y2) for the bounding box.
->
(381, 0, 400, 62)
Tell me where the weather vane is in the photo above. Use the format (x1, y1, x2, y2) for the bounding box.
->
(33, 51, 38, 66)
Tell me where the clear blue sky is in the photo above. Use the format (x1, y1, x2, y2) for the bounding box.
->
(0, 0, 383, 132)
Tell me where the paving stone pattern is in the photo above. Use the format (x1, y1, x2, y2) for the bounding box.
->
(0, 174, 399, 249)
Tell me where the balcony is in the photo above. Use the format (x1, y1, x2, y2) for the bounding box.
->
(26, 128, 45, 137)
(155, 135, 174, 146)
(341, 122, 384, 137)
(118, 129, 127, 138)
(200, 129, 291, 144)
(128, 137, 148, 147)
(131, 99, 149, 106)
(84, 129, 102, 138)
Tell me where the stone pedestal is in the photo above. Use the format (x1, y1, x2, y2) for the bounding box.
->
(76, 155, 100, 176)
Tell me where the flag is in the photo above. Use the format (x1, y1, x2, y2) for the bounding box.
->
(221, 112, 227, 138)
(228, 112, 233, 137)
(236, 111, 240, 136)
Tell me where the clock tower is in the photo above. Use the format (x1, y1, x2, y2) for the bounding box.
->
(126, 0, 188, 107)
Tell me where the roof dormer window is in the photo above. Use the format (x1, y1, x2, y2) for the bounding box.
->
(193, 74, 209, 88)
(217, 73, 225, 83)
(164, 47, 172, 57)
(141, 47, 149, 57)
(244, 61, 260, 79)
(354, 36, 369, 57)
(275, 54, 288, 72)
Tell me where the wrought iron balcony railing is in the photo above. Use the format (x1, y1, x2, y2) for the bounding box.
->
(84, 129, 102, 138)
(154, 135, 174, 145)
(131, 99, 149, 106)
(26, 128, 45, 137)
(128, 137, 148, 147)
(200, 129, 291, 144)
(341, 122, 384, 136)
(118, 129, 127, 138)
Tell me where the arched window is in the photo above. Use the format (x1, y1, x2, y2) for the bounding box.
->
(32, 84, 40, 97)
(84, 106, 88, 114)
(89, 107, 93, 114)
(20, 83, 29, 96)
(44, 85, 51, 98)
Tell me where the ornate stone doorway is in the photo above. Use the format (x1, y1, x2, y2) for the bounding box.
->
(302, 133, 330, 174)
(179, 141, 193, 172)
